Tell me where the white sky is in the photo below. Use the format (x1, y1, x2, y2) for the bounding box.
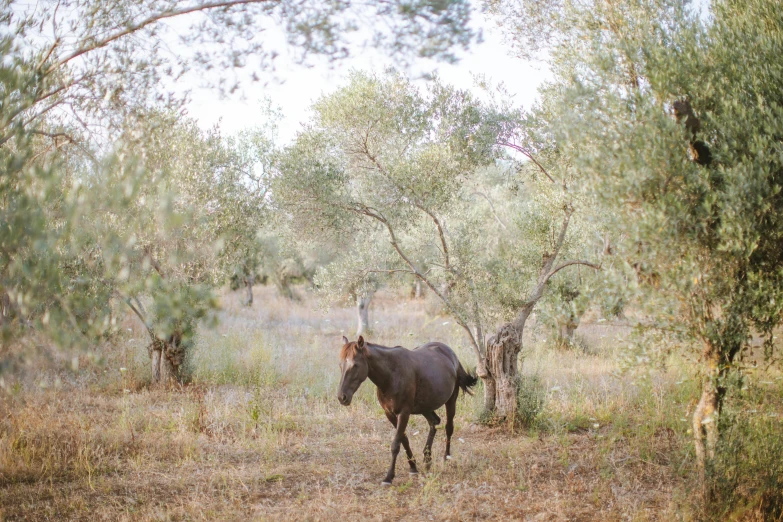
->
(184, 13, 551, 145)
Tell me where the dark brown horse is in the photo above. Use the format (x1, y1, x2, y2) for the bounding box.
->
(337, 335, 477, 485)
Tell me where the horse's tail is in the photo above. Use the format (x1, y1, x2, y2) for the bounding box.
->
(457, 363, 479, 396)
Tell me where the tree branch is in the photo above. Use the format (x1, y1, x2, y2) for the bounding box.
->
(20, 96, 68, 130)
(115, 290, 156, 341)
(361, 268, 416, 276)
(499, 140, 556, 184)
(359, 207, 484, 360)
(543, 206, 573, 275)
(28, 137, 72, 163)
(35, 37, 61, 72)
(544, 259, 601, 283)
(360, 143, 454, 273)
(471, 191, 507, 229)
(415, 204, 450, 269)
(524, 205, 574, 306)
(0, 75, 83, 144)
(30, 130, 76, 142)
(49, 0, 278, 72)
(143, 247, 167, 279)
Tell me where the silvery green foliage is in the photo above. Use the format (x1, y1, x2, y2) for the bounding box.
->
(484, 0, 687, 79)
(75, 110, 261, 346)
(491, 5, 783, 466)
(534, 276, 588, 345)
(312, 226, 390, 307)
(2, 0, 476, 146)
(0, 0, 476, 354)
(274, 71, 498, 350)
(0, 101, 260, 351)
(274, 71, 600, 356)
(248, 224, 336, 298)
(223, 103, 280, 287)
(521, 0, 783, 363)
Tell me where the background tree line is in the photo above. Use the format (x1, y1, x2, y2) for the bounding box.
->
(0, 0, 476, 380)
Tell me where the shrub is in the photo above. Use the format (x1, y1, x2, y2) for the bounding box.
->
(476, 372, 546, 429)
(704, 382, 783, 521)
(515, 373, 546, 429)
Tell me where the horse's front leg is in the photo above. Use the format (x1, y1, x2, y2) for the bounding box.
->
(384, 411, 418, 475)
(382, 410, 410, 485)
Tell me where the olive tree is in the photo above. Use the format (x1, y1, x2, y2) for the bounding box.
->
(83, 110, 264, 382)
(224, 112, 280, 307)
(311, 227, 392, 336)
(488, 0, 783, 479)
(273, 71, 601, 419)
(536, 276, 589, 349)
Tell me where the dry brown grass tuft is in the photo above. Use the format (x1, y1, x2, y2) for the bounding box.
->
(1, 285, 780, 520)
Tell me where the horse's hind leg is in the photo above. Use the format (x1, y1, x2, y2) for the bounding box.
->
(384, 411, 418, 475)
(422, 411, 441, 471)
(444, 387, 459, 460)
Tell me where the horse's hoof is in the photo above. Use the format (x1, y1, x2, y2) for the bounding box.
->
(381, 481, 392, 486)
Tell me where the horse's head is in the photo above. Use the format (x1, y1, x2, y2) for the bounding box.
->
(337, 335, 369, 406)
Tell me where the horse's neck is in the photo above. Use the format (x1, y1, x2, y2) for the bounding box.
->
(366, 344, 396, 391)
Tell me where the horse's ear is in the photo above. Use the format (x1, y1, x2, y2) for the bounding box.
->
(342, 335, 349, 345)
(357, 336, 365, 349)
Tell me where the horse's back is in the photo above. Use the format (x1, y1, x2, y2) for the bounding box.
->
(412, 341, 460, 370)
(406, 342, 460, 413)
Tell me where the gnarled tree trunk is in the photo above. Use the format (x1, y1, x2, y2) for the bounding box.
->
(159, 347, 178, 384)
(693, 371, 720, 486)
(555, 312, 581, 347)
(484, 323, 521, 417)
(482, 306, 532, 420)
(356, 292, 373, 337)
(149, 343, 162, 383)
(244, 275, 254, 306)
(148, 332, 186, 386)
(692, 339, 733, 490)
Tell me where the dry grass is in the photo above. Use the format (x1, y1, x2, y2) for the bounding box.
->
(0, 286, 779, 521)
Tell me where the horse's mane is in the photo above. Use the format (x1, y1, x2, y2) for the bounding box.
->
(340, 340, 406, 360)
(339, 341, 365, 360)
(340, 339, 408, 360)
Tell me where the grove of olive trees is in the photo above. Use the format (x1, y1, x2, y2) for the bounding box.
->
(272, 71, 602, 419)
(2, 0, 783, 518)
(0, 0, 476, 379)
